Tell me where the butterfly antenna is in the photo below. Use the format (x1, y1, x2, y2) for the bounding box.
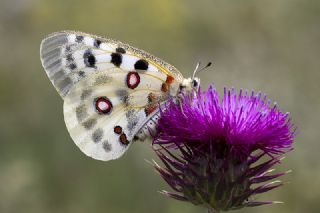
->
(192, 62, 212, 79)
(199, 62, 212, 74)
(192, 62, 201, 80)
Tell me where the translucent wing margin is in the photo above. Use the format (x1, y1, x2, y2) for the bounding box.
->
(63, 68, 171, 161)
(40, 31, 183, 98)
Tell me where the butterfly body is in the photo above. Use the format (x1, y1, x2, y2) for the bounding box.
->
(40, 31, 199, 161)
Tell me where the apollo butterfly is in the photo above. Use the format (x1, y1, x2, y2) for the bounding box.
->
(40, 31, 208, 161)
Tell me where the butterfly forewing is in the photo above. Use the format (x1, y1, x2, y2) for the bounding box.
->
(40, 31, 183, 98)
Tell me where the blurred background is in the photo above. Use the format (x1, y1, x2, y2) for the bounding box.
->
(0, 0, 319, 212)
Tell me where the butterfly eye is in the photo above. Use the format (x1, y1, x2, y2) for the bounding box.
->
(95, 97, 113, 114)
(192, 79, 198, 88)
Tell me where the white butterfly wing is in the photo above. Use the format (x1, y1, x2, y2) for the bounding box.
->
(40, 31, 182, 161)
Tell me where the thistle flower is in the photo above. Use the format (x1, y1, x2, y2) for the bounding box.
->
(153, 85, 295, 212)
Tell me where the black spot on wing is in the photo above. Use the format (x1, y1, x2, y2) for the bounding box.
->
(134, 59, 149, 70)
(103, 141, 112, 152)
(66, 54, 74, 62)
(126, 110, 139, 134)
(115, 89, 128, 97)
(115, 90, 129, 106)
(94, 39, 102, 48)
(65, 45, 71, 52)
(83, 49, 96, 68)
(78, 71, 85, 77)
(82, 118, 97, 130)
(110, 53, 122, 67)
(76, 105, 88, 122)
(76, 35, 84, 43)
(69, 63, 77, 70)
(92, 128, 103, 143)
(116, 47, 126, 54)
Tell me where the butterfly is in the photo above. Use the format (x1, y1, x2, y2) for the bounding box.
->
(40, 31, 208, 161)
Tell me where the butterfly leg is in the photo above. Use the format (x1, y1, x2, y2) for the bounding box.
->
(177, 93, 188, 118)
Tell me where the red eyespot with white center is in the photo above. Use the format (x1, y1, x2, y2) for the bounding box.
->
(126, 71, 140, 89)
(94, 97, 113, 114)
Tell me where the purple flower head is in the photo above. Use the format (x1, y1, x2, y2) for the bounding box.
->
(153, 85, 295, 212)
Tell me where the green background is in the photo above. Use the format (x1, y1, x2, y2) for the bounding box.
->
(0, 0, 319, 212)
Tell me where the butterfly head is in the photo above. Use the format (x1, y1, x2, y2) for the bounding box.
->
(178, 62, 211, 95)
(179, 77, 200, 95)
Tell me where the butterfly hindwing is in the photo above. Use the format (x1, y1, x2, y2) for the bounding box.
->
(63, 68, 171, 161)
(40, 31, 183, 98)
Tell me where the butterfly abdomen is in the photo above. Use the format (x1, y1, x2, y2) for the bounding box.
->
(134, 111, 160, 142)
